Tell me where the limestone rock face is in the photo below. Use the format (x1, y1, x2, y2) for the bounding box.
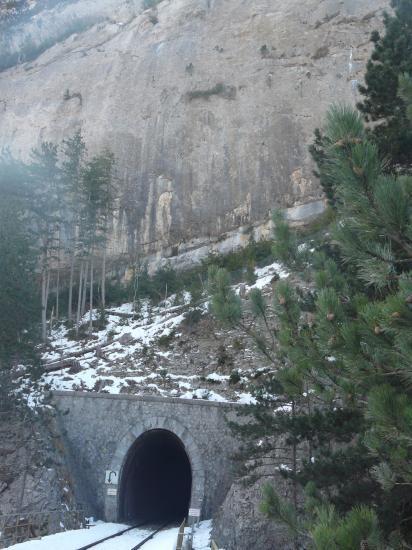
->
(212, 474, 297, 550)
(0, 0, 389, 267)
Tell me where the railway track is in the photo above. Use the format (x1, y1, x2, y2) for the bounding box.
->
(75, 521, 172, 550)
(130, 522, 170, 550)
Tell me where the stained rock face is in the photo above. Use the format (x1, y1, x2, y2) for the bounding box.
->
(212, 475, 297, 550)
(0, 0, 389, 268)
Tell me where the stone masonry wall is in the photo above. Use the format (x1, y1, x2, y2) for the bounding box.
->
(52, 391, 240, 521)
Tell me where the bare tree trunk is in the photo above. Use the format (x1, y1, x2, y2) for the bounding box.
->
(76, 260, 84, 334)
(81, 259, 89, 318)
(50, 306, 54, 335)
(291, 399, 298, 550)
(41, 267, 47, 343)
(68, 252, 75, 322)
(89, 255, 94, 333)
(55, 269, 60, 321)
(45, 268, 50, 338)
(56, 229, 61, 321)
(101, 246, 106, 310)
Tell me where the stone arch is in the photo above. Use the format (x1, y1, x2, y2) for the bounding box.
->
(104, 415, 205, 522)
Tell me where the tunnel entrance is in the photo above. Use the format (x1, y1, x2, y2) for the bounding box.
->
(119, 429, 192, 523)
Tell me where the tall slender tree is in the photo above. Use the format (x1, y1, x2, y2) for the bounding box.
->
(61, 130, 87, 324)
(27, 142, 62, 342)
(79, 149, 115, 332)
(0, 153, 40, 400)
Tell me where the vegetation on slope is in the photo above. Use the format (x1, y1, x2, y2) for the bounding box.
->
(209, 1, 412, 546)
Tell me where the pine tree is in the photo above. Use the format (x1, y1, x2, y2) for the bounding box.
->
(61, 130, 87, 324)
(399, 73, 412, 122)
(357, 0, 412, 168)
(27, 142, 62, 341)
(273, 108, 412, 543)
(0, 154, 40, 400)
(78, 149, 115, 332)
(209, 105, 412, 545)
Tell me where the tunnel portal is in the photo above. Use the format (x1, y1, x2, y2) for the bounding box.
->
(119, 429, 192, 523)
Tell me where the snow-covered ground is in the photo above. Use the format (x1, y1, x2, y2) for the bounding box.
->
(15, 261, 288, 408)
(7, 520, 213, 550)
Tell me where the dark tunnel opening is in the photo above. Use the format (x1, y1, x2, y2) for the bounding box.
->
(119, 429, 192, 524)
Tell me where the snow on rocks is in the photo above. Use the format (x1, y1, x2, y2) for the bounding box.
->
(18, 259, 287, 408)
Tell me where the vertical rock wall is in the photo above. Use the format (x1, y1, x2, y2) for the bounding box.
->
(0, 0, 390, 268)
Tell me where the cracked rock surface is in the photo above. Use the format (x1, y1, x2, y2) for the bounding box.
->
(0, 0, 389, 268)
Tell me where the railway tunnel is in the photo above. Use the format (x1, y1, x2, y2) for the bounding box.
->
(119, 429, 192, 523)
(53, 392, 240, 523)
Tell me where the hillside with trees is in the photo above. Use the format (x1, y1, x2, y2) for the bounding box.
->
(0, 0, 411, 549)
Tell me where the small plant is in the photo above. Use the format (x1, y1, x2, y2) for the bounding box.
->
(232, 338, 244, 351)
(187, 83, 236, 101)
(157, 331, 175, 348)
(207, 376, 222, 385)
(159, 368, 168, 386)
(67, 323, 88, 341)
(118, 317, 129, 326)
(106, 329, 117, 341)
(217, 344, 233, 368)
(245, 261, 256, 285)
(229, 369, 241, 385)
(182, 309, 203, 329)
(260, 45, 274, 59)
(94, 309, 108, 330)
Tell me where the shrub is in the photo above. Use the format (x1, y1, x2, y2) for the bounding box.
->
(182, 309, 203, 329)
(157, 331, 175, 348)
(229, 370, 241, 385)
(187, 83, 236, 101)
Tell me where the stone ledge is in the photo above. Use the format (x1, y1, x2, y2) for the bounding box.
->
(52, 390, 242, 409)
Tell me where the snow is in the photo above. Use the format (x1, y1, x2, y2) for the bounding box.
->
(249, 262, 289, 290)
(206, 373, 229, 382)
(277, 464, 293, 472)
(236, 392, 257, 405)
(192, 519, 213, 549)
(274, 403, 293, 414)
(17, 256, 289, 407)
(7, 522, 128, 550)
(180, 389, 227, 402)
(8, 520, 213, 550)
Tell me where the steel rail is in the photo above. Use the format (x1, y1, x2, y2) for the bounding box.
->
(129, 522, 171, 550)
(75, 522, 149, 550)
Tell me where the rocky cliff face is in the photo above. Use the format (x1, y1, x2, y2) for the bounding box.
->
(0, 0, 389, 269)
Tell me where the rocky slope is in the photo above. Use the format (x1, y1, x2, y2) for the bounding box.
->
(0, 0, 389, 269)
(18, 260, 288, 406)
(0, 407, 80, 547)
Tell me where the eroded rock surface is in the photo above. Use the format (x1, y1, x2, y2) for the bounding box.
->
(213, 474, 297, 550)
(0, 0, 389, 268)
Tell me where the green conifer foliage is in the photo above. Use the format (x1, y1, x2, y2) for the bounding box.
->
(0, 157, 40, 381)
(357, 0, 412, 167)
(209, 106, 412, 545)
